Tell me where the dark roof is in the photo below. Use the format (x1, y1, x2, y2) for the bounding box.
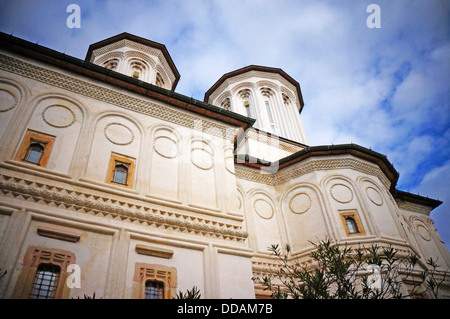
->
(392, 189, 442, 210)
(237, 143, 398, 188)
(0, 31, 254, 134)
(235, 143, 442, 209)
(85, 32, 180, 91)
(204, 65, 305, 112)
(0, 32, 441, 211)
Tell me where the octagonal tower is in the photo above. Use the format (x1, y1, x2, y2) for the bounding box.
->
(204, 65, 307, 145)
(85, 32, 180, 91)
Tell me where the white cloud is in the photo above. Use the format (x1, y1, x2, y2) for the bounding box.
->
(414, 161, 450, 251)
(0, 0, 448, 247)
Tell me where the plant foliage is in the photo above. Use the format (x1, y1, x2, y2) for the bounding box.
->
(253, 238, 447, 299)
(175, 286, 202, 299)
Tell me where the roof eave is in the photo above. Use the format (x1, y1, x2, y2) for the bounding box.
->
(237, 143, 399, 191)
(204, 65, 305, 112)
(84, 32, 180, 91)
(0, 32, 254, 133)
(392, 189, 443, 210)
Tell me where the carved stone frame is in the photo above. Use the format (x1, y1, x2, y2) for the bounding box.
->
(131, 263, 177, 299)
(12, 246, 76, 299)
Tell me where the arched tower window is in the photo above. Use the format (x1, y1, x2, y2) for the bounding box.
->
(238, 89, 252, 118)
(103, 58, 119, 71)
(261, 87, 275, 130)
(282, 93, 291, 106)
(155, 73, 165, 88)
(130, 60, 147, 79)
(220, 98, 231, 111)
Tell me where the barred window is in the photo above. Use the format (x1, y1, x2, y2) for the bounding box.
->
(29, 264, 61, 299)
(145, 280, 164, 299)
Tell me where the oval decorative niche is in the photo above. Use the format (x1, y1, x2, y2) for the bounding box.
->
(289, 192, 312, 214)
(366, 186, 383, 206)
(104, 122, 134, 145)
(254, 198, 274, 219)
(154, 135, 178, 158)
(42, 105, 76, 128)
(330, 183, 353, 204)
(416, 223, 431, 241)
(225, 155, 235, 174)
(191, 141, 214, 170)
(0, 89, 18, 112)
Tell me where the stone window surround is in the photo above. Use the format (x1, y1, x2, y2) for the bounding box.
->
(12, 246, 75, 299)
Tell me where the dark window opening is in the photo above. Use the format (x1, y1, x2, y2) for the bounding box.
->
(29, 264, 61, 299)
(145, 280, 164, 299)
(24, 142, 46, 165)
(112, 162, 129, 185)
(345, 216, 360, 234)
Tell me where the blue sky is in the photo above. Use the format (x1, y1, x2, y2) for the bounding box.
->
(0, 0, 449, 250)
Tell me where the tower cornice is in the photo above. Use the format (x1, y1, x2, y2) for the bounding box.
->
(204, 65, 305, 112)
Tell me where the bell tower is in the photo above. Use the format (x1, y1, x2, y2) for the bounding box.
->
(85, 32, 180, 91)
(204, 65, 307, 145)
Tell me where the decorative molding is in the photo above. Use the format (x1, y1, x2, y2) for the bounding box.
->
(253, 198, 274, 219)
(280, 87, 297, 105)
(225, 155, 235, 175)
(37, 225, 81, 243)
(0, 53, 234, 139)
(153, 135, 178, 159)
(366, 186, 383, 206)
(135, 244, 174, 259)
(104, 122, 135, 145)
(236, 157, 391, 189)
(252, 241, 419, 278)
(0, 88, 18, 112)
(416, 223, 432, 241)
(155, 64, 170, 90)
(208, 70, 299, 104)
(396, 201, 432, 215)
(42, 105, 76, 128)
(213, 91, 232, 107)
(93, 51, 125, 66)
(242, 129, 306, 154)
(132, 262, 177, 299)
(0, 174, 248, 242)
(24, 246, 75, 270)
(256, 81, 280, 93)
(289, 192, 312, 214)
(330, 183, 353, 204)
(230, 82, 256, 96)
(191, 140, 214, 170)
(92, 39, 176, 83)
(191, 148, 214, 170)
(235, 165, 275, 185)
(123, 50, 157, 69)
(404, 215, 433, 242)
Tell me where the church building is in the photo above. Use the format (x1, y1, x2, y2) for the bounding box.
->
(0, 32, 448, 299)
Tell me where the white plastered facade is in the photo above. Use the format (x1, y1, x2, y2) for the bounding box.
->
(0, 34, 449, 299)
